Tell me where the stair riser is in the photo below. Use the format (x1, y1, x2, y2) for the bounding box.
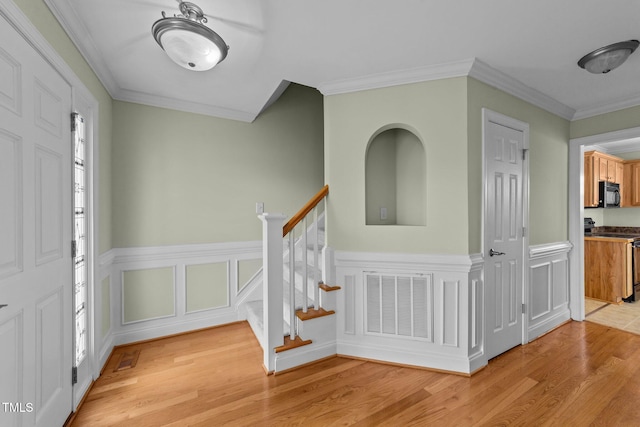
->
(296, 314, 336, 342)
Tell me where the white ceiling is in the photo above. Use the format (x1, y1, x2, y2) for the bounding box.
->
(44, 0, 640, 123)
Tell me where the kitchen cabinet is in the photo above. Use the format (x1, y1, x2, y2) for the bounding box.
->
(584, 154, 599, 207)
(623, 160, 640, 207)
(584, 237, 633, 303)
(584, 151, 624, 207)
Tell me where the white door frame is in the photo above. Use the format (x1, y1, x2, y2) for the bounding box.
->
(482, 108, 530, 352)
(568, 126, 640, 322)
(0, 0, 101, 411)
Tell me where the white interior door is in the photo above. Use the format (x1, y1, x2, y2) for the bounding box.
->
(484, 110, 527, 361)
(0, 16, 73, 427)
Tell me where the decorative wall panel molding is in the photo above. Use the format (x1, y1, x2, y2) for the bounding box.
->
(102, 241, 261, 346)
(335, 250, 482, 374)
(528, 241, 572, 340)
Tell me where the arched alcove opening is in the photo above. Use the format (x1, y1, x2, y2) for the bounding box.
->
(365, 127, 426, 226)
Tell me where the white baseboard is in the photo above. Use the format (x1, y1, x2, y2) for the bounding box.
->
(111, 309, 241, 346)
(275, 341, 338, 373)
(527, 308, 571, 341)
(337, 340, 474, 374)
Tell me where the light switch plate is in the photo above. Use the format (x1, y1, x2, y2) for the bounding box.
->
(256, 202, 264, 215)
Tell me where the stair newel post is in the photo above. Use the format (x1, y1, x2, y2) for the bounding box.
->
(302, 216, 309, 313)
(313, 206, 320, 310)
(288, 230, 296, 340)
(259, 213, 286, 373)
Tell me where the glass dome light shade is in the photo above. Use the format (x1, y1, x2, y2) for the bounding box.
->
(578, 40, 639, 74)
(152, 17, 228, 71)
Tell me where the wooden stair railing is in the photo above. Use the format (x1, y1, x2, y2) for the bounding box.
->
(259, 185, 329, 373)
(282, 185, 328, 341)
(283, 184, 328, 237)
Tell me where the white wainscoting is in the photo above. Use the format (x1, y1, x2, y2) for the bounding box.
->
(94, 241, 571, 376)
(97, 249, 115, 373)
(527, 241, 572, 341)
(334, 251, 484, 375)
(333, 243, 570, 375)
(96, 241, 262, 352)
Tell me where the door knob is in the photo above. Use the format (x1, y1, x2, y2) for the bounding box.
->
(489, 249, 505, 257)
(0, 304, 7, 309)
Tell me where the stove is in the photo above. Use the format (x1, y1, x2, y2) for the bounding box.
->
(584, 217, 595, 234)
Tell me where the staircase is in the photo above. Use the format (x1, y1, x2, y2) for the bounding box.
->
(240, 186, 339, 373)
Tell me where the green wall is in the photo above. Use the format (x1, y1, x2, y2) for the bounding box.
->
(14, 0, 113, 254)
(325, 77, 571, 255)
(570, 105, 640, 139)
(467, 78, 571, 249)
(325, 77, 469, 254)
(112, 84, 324, 247)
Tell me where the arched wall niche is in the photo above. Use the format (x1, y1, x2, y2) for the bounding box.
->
(365, 125, 426, 226)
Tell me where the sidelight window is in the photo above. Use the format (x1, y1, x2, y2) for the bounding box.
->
(73, 112, 87, 366)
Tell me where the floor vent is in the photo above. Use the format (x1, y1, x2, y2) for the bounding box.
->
(114, 349, 140, 372)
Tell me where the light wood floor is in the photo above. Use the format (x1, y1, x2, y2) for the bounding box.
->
(586, 297, 640, 334)
(70, 321, 640, 426)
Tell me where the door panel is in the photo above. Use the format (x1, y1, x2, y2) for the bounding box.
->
(0, 15, 73, 427)
(484, 117, 525, 361)
(35, 147, 64, 264)
(0, 129, 22, 279)
(0, 314, 23, 427)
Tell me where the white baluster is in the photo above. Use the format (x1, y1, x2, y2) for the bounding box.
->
(302, 216, 308, 313)
(313, 206, 319, 310)
(289, 229, 296, 340)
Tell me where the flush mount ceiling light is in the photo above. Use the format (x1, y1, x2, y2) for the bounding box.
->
(152, 1, 229, 71)
(578, 40, 639, 74)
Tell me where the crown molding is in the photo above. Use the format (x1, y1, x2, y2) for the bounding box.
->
(44, 0, 120, 98)
(468, 60, 576, 120)
(114, 89, 258, 123)
(318, 58, 577, 121)
(43, 0, 259, 123)
(572, 93, 640, 121)
(317, 59, 475, 96)
(41, 0, 640, 123)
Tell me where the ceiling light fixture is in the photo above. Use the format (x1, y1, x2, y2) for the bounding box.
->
(152, 1, 229, 71)
(578, 40, 639, 74)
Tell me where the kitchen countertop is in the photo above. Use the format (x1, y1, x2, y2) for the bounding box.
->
(585, 234, 640, 243)
(585, 226, 640, 243)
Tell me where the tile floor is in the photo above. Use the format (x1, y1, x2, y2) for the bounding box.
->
(585, 297, 640, 335)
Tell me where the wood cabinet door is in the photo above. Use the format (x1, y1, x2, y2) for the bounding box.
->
(615, 161, 624, 184)
(584, 240, 629, 303)
(631, 162, 640, 206)
(598, 157, 609, 181)
(584, 156, 594, 207)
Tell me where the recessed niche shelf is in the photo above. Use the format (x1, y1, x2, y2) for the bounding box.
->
(365, 127, 426, 226)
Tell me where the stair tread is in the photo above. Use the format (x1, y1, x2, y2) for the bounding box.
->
(319, 283, 341, 292)
(296, 307, 335, 321)
(274, 335, 312, 353)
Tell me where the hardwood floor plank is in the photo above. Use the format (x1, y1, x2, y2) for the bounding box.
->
(70, 320, 640, 426)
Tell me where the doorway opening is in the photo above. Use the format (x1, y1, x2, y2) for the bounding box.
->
(569, 126, 640, 324)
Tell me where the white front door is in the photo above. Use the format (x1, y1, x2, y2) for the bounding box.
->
(483, 110, 528, 361)
(0, 15, 73, 427)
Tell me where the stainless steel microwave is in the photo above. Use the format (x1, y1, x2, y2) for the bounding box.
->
(599, 181, 620, 208)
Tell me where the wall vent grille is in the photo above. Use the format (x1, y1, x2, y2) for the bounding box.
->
(365, 273, 433, 341)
